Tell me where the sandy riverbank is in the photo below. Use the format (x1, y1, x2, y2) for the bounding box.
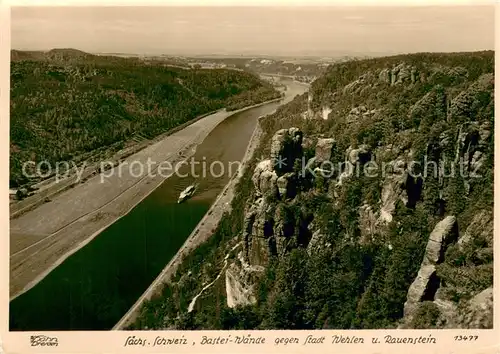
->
(9, 109, 222, 219)
(9, 98, 282, 300)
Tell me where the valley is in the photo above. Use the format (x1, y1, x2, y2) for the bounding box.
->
(9, 52, 307, 329)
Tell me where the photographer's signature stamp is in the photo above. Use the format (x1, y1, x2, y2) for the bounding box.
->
(30, 335, 59, 347)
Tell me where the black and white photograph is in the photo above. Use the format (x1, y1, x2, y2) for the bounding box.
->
(1, 0, 497, 351)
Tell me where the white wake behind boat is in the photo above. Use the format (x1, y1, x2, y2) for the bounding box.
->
(178, 184, 197, 204)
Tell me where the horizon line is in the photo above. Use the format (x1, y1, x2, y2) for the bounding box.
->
(10, 47, 495, 59)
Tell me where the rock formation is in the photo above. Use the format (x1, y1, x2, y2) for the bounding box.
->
(347, 144, 372, 165)
(403, 216, 458, 319)
(457, 210, 493, 251)
(460, 287, 493, 329)
(358, 204, 377, 243)
(131, 52, 494, 331)
(343, 74, 368, 94)
(379, 63, 419, 85)
(276, 172, 296, 199)
(270, 128, 303, 175)
(252, 159, 278, 197)
(315, 138, 336, 163)
(377, 158, 423, 223)
(321, 106, 332, 120)
(225, 252, 264, 308)
(242, 128, 305, 266)
(402, 212, 493, 329)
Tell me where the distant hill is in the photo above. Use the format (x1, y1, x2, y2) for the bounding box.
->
(10, 51, 280, 187)
(46, 48, 94, 60)
(11, 48, 94, 62)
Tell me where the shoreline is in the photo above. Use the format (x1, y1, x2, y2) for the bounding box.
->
(9, 108, 223, 219)
(10, 151, 192, 302)
(9, 96, 282, 301)
(10, 96, 283, 220)
(113, 112, 265, 330)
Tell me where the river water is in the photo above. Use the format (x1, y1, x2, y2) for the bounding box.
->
(9, 80, 307, 330)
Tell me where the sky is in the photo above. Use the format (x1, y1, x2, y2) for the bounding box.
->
(10, 5, 495, 57)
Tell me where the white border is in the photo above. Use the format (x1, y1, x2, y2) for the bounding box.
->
(1, 1, 498, 354)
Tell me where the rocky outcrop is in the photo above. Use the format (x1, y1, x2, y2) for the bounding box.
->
(455, 123, 480, 164)
(478, 121, 492, 148)
(273, 207, 295, 257)
(379, 174, 405, 223)
(315, 138, 336, 163)
(378, 68, 391, 83)
(331, 145, 373, 190)
(242, 207, 257, 259)
(252, 160, 278, 197)
(403, 216, 458, 318)
(424, 216, 459, 264)
(270, 128, 303, 175)
(431, 286, 494, 329)
(225, 252, 264, 308)
(391, 63, 417, 85)
(305, 219, 332, 255)
(226, 267, 254, 308)
(433, 295, 459, 327)
(379, 63, 419, 85)
(451, 120, 492, 194)
(343, 74, 368, 94)
(276, 172, 296, 199)
(345, 105, 379, 124)
(242, 197, 274, 264)
(321, 106, 332, 120)
(402, 208, 493, 329)
(244, 126, 335, 266)
(240, 82, 492, 326)
(378, 159, 422, 223)
(359, 204, 377, 243)
(244, 128, 305, 265)
(346, 64, 420, 92)
(347, 144, 371, 165)
(459, 287, 493, 329)
(405, 265, 440, 313)
(457, 210, 493, 250)
(421, 115, 492, 206)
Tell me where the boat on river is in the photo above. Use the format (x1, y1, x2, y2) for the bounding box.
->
(178, 184, 197, 203)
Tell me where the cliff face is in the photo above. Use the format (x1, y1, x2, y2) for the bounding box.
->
(132, 51, 493, 330)
(226, 52, 493, 329)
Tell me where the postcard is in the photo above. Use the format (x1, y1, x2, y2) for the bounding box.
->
(0, 0, 498, 353)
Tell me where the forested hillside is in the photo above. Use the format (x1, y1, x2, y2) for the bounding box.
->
(131, 51, 494, 330)
(10, 49, 280, 187)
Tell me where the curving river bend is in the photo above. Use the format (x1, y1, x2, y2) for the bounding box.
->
(10, 79, 307, 330)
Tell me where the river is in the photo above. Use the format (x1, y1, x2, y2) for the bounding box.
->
(9, 79, 307, 331)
